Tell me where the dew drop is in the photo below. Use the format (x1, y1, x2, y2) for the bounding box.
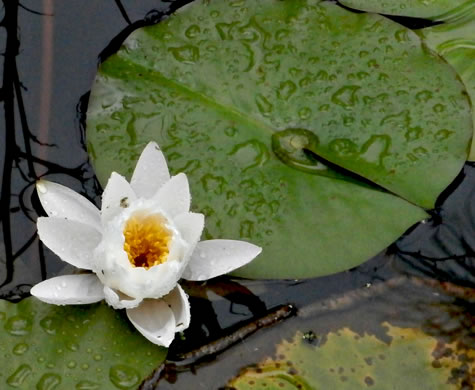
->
(224, 126, 237, 137)
(298, 107, 312, 120)
(12, 343, 29, 355)
(5, 315, 32, 336)
(255, 93, 273, 116)
(201, 173, 226, 195)
(184, 24, 200, 39)
(405, 126, 423, 142)
(66, 341, 79, 352)
(76, 380, 100, 390)
(168, 45, 200, 64)
(109, 365, 140, 389)
(7, 364, 32, 387)
(329, 139, 358, 158)
(93, 354, 103, 361)
(277, 80, 297, 101)
(67, 360, 77, 369)
(416, 90, 433, 102)
(359, 135, 392, 166)
(40, 317, 59, 335)
(316, 70, 328, 80)
(331, 86, 360, 109)
(229, 140, 269, 171)
(36, 373, 61, 390)
(434, 129, 453, 141)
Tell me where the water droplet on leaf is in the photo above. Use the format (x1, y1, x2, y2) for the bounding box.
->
(109, 365, 140, 389)
(7, 364, 32, 387)
(36, 373, 61, 390)
(5, 315, 32, 336)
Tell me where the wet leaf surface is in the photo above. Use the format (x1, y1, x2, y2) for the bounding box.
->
(339, 0, 472, 20)
(0, 297, 166, 390)
(86, 0, 473, 279)
(417, 12, 475, 160)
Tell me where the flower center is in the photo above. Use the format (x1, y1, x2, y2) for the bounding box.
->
(123, 213, 171, 269)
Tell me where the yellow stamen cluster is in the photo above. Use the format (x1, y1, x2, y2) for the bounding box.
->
(123, 213, 171, 269)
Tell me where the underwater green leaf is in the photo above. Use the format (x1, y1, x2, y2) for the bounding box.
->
(227, 323, 474, 389)
(86, 0, 472, 278)
(0, 298, 166, 390)
(338, 0, 472, 20)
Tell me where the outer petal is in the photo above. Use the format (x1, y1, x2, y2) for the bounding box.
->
(37, 217, 101, 270)
(30, 274, 104, 305)
(130, 142, 170, 199)
(127, 299, 177, 347)
(150, 173, 190, 217)
(162, 284, 190, 332)
(173, 212, 204, 256)
(36, 180, 101, 230)
(101, 172, 137, 224)
(103, 286, 143, 309)
(182, 240, 262, 281)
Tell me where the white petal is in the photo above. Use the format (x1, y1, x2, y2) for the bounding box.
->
(37, 217, 101, 270)
(36, 180, 101, 230)
(103, 286, 143, 309)
(127, 299, 177, 347)
(101, 172, 137, 223)
(151, 173, 190, 217)
(162, 284, 190, 332)
(130, 142, 170, 199)
(173, 212, 204, 252)
(30, 274, 104, 305)
(182, 240, 262, 281)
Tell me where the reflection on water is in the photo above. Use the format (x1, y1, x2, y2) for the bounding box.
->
(0, 1, 473, 388)
(0, 0, 178, 299)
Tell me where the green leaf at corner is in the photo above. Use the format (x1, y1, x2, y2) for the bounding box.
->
(228, 323, 474, 389)
(338, 0, 472, 20)
(86, 0, 472, 279)
(417, 12, 475, 160)
(0, 298, 166, 390)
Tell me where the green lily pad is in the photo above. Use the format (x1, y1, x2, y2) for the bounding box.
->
(338, 0, 472, 20)
(417, 15, 475, 159)
(0, 298, 166, 390)
(227, 323, 474, 389)
(86, 0, 472, 279)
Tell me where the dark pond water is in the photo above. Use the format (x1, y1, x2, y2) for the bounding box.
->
(0, 1, 474, 388)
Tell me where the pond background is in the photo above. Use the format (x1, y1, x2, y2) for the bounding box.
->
(0, 0, 474, 388)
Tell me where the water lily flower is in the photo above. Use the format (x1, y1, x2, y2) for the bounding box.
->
(31, 142, 261, 347)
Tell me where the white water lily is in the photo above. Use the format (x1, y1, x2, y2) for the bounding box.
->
(31, 142, 261, 347)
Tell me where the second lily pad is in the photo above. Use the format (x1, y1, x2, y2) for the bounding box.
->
(0, 297, 166, 390)
(227, 323, 474, 389)
(86, 0, 472, 278)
